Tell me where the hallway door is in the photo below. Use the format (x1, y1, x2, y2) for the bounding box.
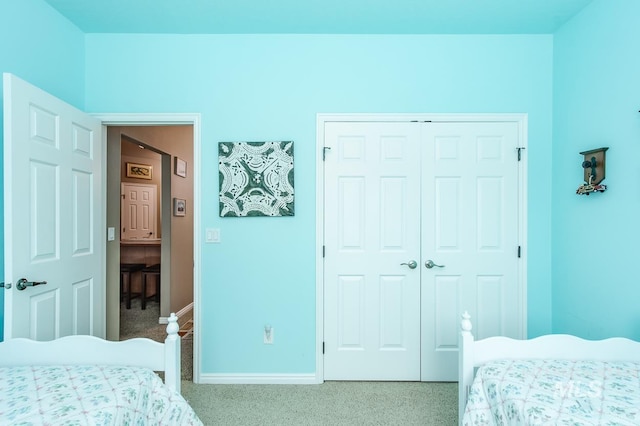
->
(121, 182, 157, 240)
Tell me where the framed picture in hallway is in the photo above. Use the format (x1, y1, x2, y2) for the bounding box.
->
(126, 162, 152, 180)
(173, 198, 186, 216)
(174, 157, 187, 178)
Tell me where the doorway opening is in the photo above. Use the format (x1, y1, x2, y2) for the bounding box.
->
(100, 115, 201, 383)
(118, 135, 166, 332)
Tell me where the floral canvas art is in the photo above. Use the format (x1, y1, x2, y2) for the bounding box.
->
(219, 141, 294, 217)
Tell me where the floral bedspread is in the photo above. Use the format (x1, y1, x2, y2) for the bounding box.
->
(0, 365, 203, 425)
(463, 359, 640, 425)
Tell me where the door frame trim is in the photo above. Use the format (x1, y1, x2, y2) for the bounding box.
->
(315, 113, 528, 383)
(94, 112, 202, 384)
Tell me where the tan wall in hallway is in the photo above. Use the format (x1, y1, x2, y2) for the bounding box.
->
(106, 125, 194, 339)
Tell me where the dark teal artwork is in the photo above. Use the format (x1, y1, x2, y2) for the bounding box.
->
(219, 141, 295, 217)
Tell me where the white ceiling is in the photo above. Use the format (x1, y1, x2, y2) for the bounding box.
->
(43, 0, 594, 34)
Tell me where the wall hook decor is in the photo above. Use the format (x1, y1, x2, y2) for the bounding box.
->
(576, 147, 608, 195)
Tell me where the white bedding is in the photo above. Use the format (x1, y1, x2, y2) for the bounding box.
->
(462, 359, 640, 425)
(0, 365, 202, 425)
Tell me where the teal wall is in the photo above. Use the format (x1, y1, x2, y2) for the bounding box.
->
(4, 0, 639, 376)
(0, 0, 86, 341)
(552, 0, 640, 339)
(85, 34, 554, 374)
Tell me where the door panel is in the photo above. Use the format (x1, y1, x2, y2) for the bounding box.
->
(421, 122, 521, 381)
(324, 122, 421, 381)
(3, 73, 104, 340)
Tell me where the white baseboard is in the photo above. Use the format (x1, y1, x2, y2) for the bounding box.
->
(159, 302, 193, 324)
(198, 373, 320, 385)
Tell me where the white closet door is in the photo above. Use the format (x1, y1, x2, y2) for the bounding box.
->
(421, 121, 522, 381)
(323, 118, 523, 381)
(323, 122, 422, 380)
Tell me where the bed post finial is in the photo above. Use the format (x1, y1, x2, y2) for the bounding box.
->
(164, 312, 181, 394)
(461, 310, 472, 333)
(166, 313, 179, 338)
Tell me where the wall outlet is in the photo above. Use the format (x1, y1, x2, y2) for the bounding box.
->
(264, 325, 274, 344)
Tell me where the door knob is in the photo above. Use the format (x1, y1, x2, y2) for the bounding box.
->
(16, 278, 47, 291)
(424, 260, 445, 269)
(400, 260, 418, 269)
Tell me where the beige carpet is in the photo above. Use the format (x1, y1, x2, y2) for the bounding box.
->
(121, 302, 458, 425)
(181, 381, 458, 425)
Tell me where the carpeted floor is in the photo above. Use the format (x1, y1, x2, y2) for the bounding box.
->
(121, 301, 458, 425)
(181, 380, 458, 425)
(119, 298, 193, 380)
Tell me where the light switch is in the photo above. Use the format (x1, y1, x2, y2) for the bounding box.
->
(206, 228, 221, 243)
(107, 227, 115, 241)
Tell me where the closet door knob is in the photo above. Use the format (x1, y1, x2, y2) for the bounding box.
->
(424, 260, 445, 269)
(400, 260, 418, 269)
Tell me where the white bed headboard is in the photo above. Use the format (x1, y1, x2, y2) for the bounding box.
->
(0, 312, 182, 393)
(458, 311, 640, 424)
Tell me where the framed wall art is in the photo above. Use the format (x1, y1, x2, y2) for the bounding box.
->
(173, 198, 186, 217)
(218, 141, 294, 217)
(174, 157, 187, 178)
(126, 162, 152, 180)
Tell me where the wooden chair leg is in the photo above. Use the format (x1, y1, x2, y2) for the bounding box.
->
(126, 272, 133, 309)
(142, 273, 148, 310)
(155, 277, 161, 302)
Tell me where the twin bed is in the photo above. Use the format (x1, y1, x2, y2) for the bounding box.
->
(6, 309, 639, 424)
(0, 313, 202, 425)
(459, 311, 640, 425)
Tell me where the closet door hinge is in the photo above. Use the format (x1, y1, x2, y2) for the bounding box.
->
(516, 147, 526, 161)
(322, 245, 325, 258)
(323, 147, 331, 161)
(518, 246, 521, 258)
(322, 342, 325, 354)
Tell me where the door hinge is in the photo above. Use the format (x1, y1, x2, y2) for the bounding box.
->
(323, 147, 331, 161)
(516, 147, 526, 161)
(518, 246, 521, 258)
(322, 341, 325, 354)
(322, 245, 325, 258)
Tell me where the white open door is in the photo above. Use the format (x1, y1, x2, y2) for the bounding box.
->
(3, 73, 105, 340)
